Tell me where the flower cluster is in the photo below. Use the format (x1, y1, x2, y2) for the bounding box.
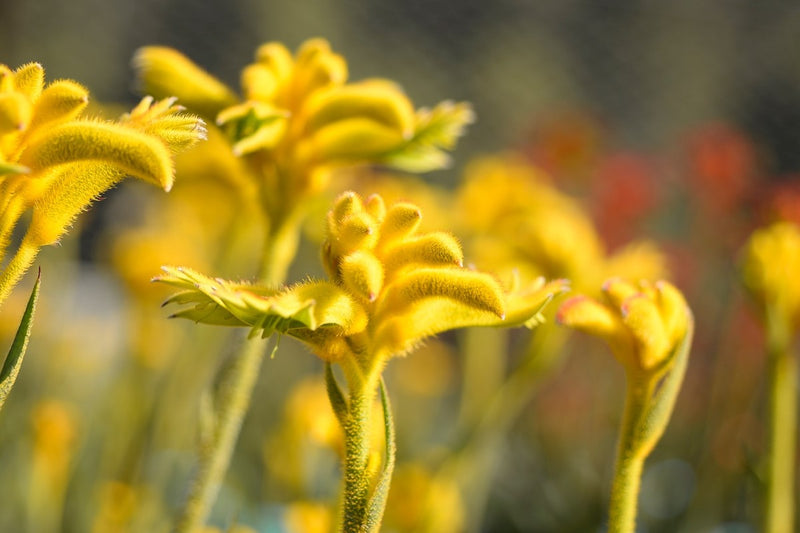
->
(135, 39, 473, 218)
(0, 62, 205, 303)
(157, 191, 567, 365)
(455, 155, 668, 293)
(741, 221, 800, 332)
(557, 278, 691, 373)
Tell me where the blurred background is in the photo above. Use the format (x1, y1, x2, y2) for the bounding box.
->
(3, 1, 800, 532)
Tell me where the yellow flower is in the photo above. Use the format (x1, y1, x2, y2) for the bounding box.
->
(156, 192, 566, 364)
(0, 62, 205, 303)
(455, 155, 669, 293)
(29, 400, 78, 533)
(90, 482, 138, 533)
(557, 280, 693, 532)
(456, 155, 603, 286)
(557, 278, 689, 372)
(284, 501, 333, 533)
(134, 39, 473, 232)
(383, 463, 464, 533)
(741, 221, 800, 331)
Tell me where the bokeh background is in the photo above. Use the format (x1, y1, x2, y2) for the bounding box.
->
(3, 1, 800, 532)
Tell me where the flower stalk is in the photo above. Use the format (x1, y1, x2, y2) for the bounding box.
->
(158, 192, 565, 531)
(608, 376, 651, 533)
(740, 222, 800, 533)
(558, 279, 693, 533)
(764, 307, 796, 533)
(176, 335, 271, 533)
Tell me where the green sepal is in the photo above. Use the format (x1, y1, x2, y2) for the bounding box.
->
(0, 268, 40, 410)
(629, 311, 694, 456)
(325, 362, 348, 427)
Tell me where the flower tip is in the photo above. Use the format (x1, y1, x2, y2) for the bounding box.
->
(619, 293, 646, 318)
(601, 276, 622, 292)
(555, 295, 589, 325)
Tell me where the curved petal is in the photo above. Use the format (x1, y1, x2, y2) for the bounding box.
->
(133, 46, 239, 120)
(21, 120, 175, 191)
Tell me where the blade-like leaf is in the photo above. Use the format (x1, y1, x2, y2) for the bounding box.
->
(325, 362, 348, 426)
(364, 378, 396, 533)
(0, 269, 40, 410)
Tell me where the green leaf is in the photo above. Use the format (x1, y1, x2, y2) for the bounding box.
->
(0, 268, 40, 410)
(379, 101, 474, 173)
(156, 266, 368, 338)
(364, 378, 396, 533)
(324, 362, 348, 426)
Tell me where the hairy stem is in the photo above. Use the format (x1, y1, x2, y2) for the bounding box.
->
(342, 386, 373, 531)
(176, 335, 269, 533)
(608, 378, 649, 533)
(259, 217, 300, 287)
(765, 313, 797, 533)
(175, 209, 302, 530)
(337, 355, 384, 533)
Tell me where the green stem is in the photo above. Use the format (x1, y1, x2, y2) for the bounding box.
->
(175, 213, 302, 530)
(765, 313, 797, 533)
(608, 451, 645, 533)
(338, 356, 384, 533)
(608, 378, 650, 533)
(342, 385, 373, 531)
(259, 216, 300, 287)
(176, 335, 270, 533)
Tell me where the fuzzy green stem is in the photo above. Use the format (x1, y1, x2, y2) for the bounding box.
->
(608, 379, 650, 533)
(608, 451, 645, 533)
(176, 335, 269, 533)
(765, 314, 797, 533)
(0, 234, 40, 307)
(338, 355, 384, 533)
(342, 386, 374, 531)
(175, 210, 298, 530)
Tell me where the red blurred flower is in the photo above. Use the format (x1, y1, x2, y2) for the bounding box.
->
(523, 110, 604, 184)
(590, 152, 660, 249)
(685, 123, 758, 215)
